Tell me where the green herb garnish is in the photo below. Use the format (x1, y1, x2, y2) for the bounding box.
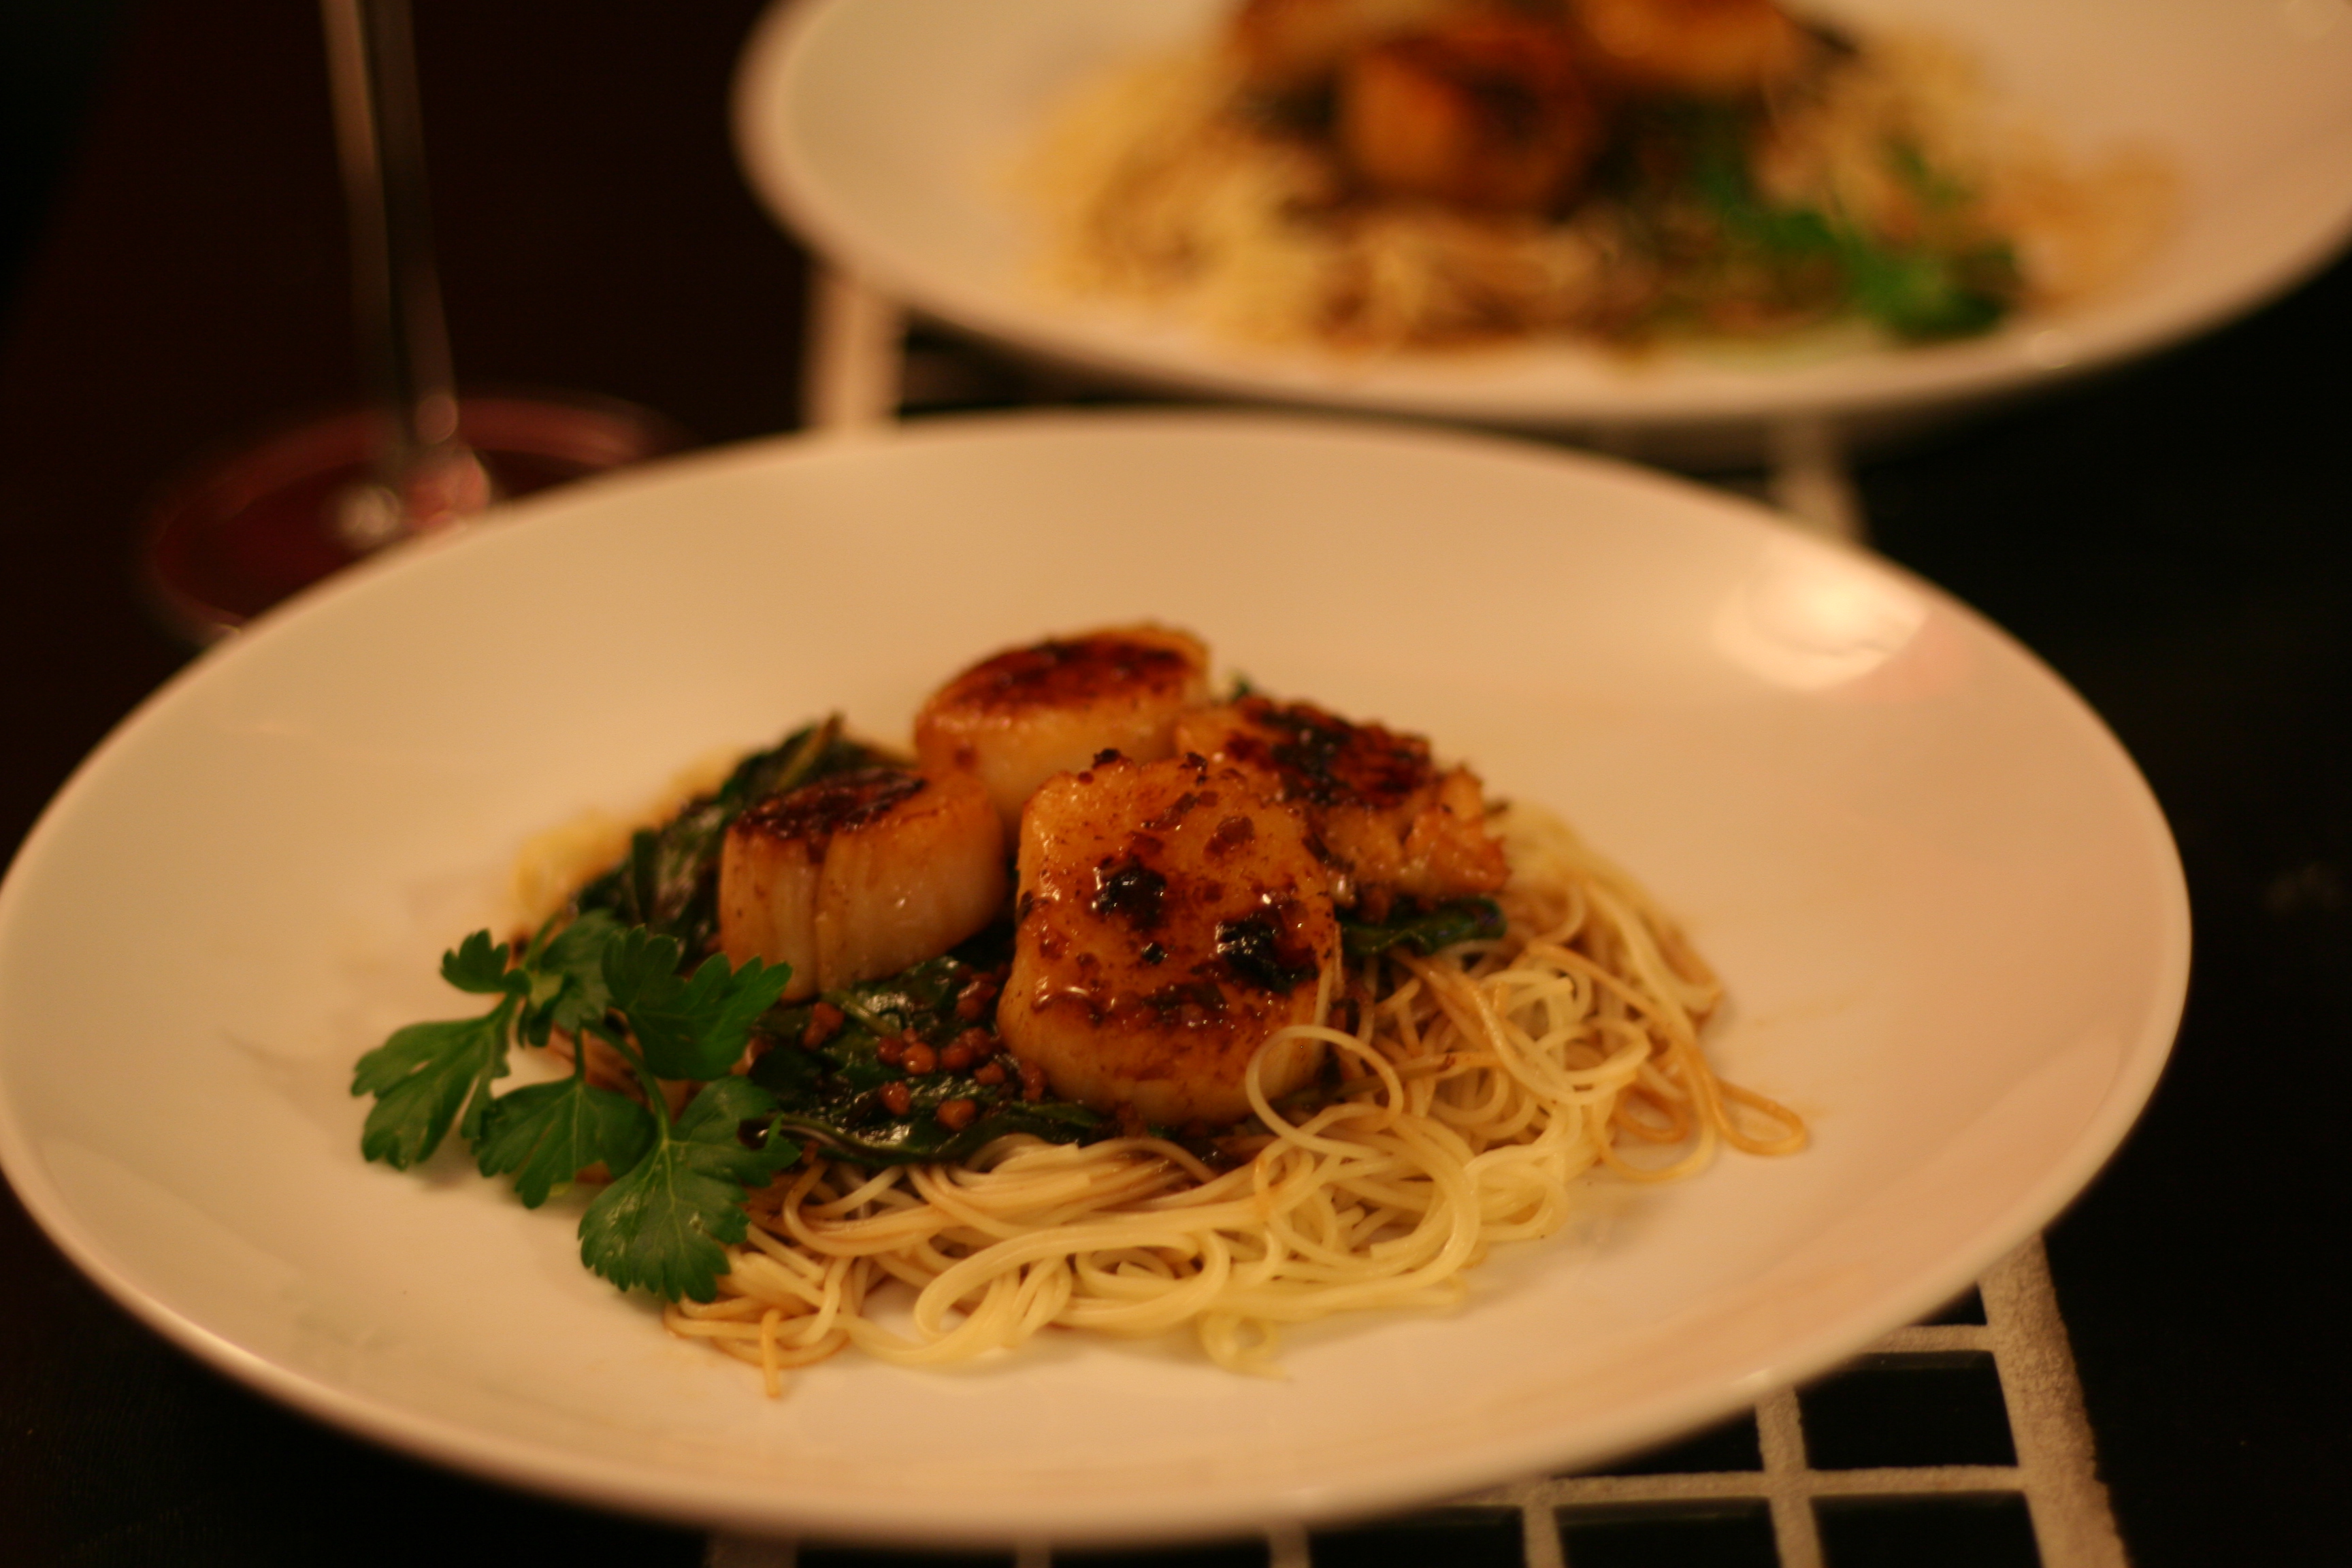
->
(1689, 115, 2017, 340)
(576, 1074, 800, 1301)
(352, 912, 796, 1302)
(1603, 100, 2020, 343)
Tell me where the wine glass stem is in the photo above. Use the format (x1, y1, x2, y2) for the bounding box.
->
(319, 0, 487, 542)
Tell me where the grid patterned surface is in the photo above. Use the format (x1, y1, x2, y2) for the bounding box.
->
(703, 1239, 2119, 1568)
(713, 274, 2132, 1568)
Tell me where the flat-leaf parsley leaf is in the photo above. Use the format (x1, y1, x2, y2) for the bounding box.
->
(601, 926, 792, 1082)
(475, 1075, 657, 1207)
(578, 1074, 800, 1302)
(353, 912, 796, 1301)
(352, 1007, 514, 1169)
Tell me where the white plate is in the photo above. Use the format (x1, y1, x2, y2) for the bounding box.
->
(0, 412, 2185, 1546)
(735, 0, 2352, 455)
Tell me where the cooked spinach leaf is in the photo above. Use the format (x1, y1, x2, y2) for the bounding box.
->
(570, 717, 898, 953)
(1341, 897, 1506, 959)
(750, 945, 1109, 1165)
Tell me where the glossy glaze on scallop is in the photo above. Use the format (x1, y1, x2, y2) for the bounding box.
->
(1175, 696, 1507, 921)
(913, 625, 1213, 833)
(1228, 0, 1458, 93)
(998, 751, 1339, 1126)
(1567, 0, 1817, 99)
(1337, 13, 1605, 211)
(719, 767, 1006, 1000)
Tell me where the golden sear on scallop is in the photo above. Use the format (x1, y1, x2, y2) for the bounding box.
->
(913, 625, 1213, 834)
(719, 767, 1006, 1001)
(1337, 11, 1606, 212)
(1175, 696, 1507, 922)
(998, 752, 1339, 1127)
(1565, 0, 1818, 99)
(1226, 0, 1459, 93)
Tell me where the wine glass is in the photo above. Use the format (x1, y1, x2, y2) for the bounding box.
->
(141, 0, 684, 642)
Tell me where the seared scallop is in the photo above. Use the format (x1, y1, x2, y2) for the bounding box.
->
(913, 625, 1213, 834)
(1227, 0, 1460, 94)
(719, 767, 1006, 1001)
(1566, 0, 1816, 98)
(1337, 13, 1604, 212)
(1175, 697, 1507, 921)
(998, 752, 1339, 1127)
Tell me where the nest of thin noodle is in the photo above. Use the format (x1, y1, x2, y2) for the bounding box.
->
(666, 804, 1805, 1395)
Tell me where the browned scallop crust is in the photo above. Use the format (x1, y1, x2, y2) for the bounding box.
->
(1228, 0, 1458, 93)
(998, 752, 1339, 1126)
(719, 767, 1006, 1001)
(1175, 696, 1507, 921)
(1567, 0, 1816, 98)
(913, 625, 1213, 832)
(1338, 14, 1605, 212)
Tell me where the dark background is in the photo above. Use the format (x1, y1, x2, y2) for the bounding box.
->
(3, 3, 2344, 1563)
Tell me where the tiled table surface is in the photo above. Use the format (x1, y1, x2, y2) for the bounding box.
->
(708, 279, 2130, 1568)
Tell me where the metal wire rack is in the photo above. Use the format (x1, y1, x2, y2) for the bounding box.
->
(702, 274, 2133, 1568)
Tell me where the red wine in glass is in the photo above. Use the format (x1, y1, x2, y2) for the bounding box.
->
(143, 0, 683, 642)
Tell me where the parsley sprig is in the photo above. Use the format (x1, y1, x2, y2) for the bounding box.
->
(350, 910, 796, 1301)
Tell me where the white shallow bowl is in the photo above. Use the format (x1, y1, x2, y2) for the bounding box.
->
(736, 0, 2352, 457)
(0, 412, 2186, 1546)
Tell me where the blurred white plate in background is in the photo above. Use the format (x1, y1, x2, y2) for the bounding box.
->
(735, 0, 2352, 457)
(0, 412, 2187, 1545)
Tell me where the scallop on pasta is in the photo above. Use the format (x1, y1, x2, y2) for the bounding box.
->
(350, 625, 1805, 1395)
